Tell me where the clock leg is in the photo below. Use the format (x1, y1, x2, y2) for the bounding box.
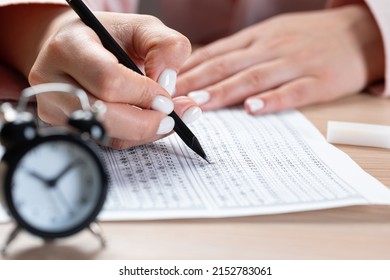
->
(1, 226, 21, 256)
(88, 222, 106, 248)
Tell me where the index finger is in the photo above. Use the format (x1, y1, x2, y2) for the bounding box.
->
(103, 13, 192, 82)
(180, 30, 254, 74)
(33, 17, 174, 113)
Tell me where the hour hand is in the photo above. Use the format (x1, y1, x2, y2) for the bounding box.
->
(25, 170, 49, 184)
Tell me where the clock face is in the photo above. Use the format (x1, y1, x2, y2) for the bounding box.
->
(4, 135, 107, 238)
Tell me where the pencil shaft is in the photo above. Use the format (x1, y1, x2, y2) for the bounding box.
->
(66, 0, 142, 74)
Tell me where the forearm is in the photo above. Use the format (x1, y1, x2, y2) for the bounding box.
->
(329, 0, 389, 96)
(0, 4, 69, 78)
(344, 4, 384, 85)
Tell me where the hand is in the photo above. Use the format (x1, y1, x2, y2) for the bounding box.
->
(175, 5, 385, 114)
(0, 5, 201, 149)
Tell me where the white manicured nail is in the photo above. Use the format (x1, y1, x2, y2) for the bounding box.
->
(182, 106, 202, 125)
(246, 99, 265, 113)
(156, 116, 175, 135)
(188, 90, 210, 105)
(151, 96, 174, 114)
(158, 68, 177, 96)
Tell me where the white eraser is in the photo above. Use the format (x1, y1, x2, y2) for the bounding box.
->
(327, 121, 390, 149)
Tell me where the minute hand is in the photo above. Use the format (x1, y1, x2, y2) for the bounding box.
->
(47, 159, 84, 187)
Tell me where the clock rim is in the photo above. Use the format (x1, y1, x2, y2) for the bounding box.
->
(2, 133, 108, 239)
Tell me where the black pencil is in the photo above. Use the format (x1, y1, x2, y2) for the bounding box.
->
(65, 0, 208, 163)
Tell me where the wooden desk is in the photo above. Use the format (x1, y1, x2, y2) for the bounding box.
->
(1, 93, 390, 260)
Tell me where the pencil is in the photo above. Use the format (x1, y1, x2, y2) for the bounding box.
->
(65, 0, 209, 163)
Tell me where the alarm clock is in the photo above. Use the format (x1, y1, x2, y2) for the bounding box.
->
(0, 83, 109, 254)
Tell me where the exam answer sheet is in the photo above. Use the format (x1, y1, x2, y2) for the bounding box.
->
(99, 108, 390, 220)
(0, 109, 390, 223)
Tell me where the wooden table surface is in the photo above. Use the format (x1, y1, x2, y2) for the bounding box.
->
(1, 93, 390, 260)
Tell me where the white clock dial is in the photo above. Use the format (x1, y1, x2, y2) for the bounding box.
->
(10, 139, 104, 233)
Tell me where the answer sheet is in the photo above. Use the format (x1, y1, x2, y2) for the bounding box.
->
(1, 109, 390, 224)
(98, 109, 390, 221)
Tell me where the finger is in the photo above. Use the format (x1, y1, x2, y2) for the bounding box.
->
(176, 47, 277, 96)
(105, 98, 202, 149)
(244, 77, 329, 115)
(103, 103, 169, 146)
(102, 13, 191, 86)
(31, 71, 166, 143)
(189, 58, 302, 110)
(173, 96, 202, 125)
(180, 31, 254, 73)
(33, 74, 171, 145)
(35, 90, 160, 148)
(36, 82, 201, 150)
(36, 86, 171, 149)
(105, 97, 200, 143)
(30, 25, 176, 116)
(35, 75, 92, 126)
(104, 97, 201, 143)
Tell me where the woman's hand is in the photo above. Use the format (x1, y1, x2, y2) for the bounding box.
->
(175, 4, 385, 115)
(0, 5, 200, 149)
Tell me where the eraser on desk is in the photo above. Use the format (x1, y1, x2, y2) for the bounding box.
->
(327, 121, 390, 149)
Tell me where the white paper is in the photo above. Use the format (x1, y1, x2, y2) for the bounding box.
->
(97, 109, 390, 221)
(1, 109, 389, 224)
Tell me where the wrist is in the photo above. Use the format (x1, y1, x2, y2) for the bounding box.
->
(0, 4, 70, 78)
(334, 4, 385, 84)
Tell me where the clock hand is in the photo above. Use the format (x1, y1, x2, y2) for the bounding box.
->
(51, 188, 75, 217)
(49, 189, 75, 217)
(47, 159, 85, 187)
(25, 169, 74, 216)
(25, 170, 50, 185)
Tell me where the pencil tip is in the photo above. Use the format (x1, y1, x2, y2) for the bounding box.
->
(203, 156, 211, 164)
(188, 136, 210, 164)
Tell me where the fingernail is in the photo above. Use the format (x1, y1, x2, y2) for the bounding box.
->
(182, 106, 202, 125)
(156, 116, 175, 135)
(151, 96, 174, 114)
(158, 68, 177, 96)
(246, 98, 264, 113)
(188, 90, 210, 105)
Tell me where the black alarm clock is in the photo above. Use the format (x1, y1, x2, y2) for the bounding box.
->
(0, 83, 109, 254)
